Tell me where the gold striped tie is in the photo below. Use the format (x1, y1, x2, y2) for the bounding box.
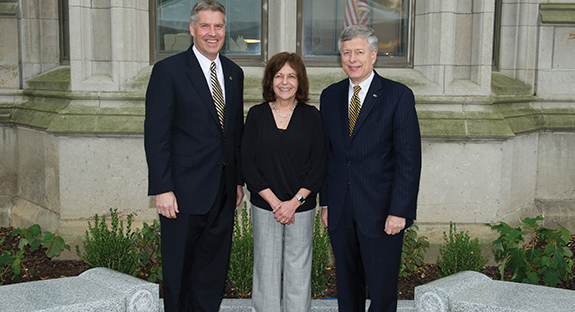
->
(210, 62, 225, 131)
(349, 85, 361, 136)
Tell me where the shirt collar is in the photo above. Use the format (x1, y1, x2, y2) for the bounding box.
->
(192, 45, 222, 72)
(348, 70, 375, 92)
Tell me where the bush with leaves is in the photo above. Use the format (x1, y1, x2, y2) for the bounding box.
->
(76, 208, 138, 275)
(437, 222, 488, 277)
(311, 210, 332, 297)
(227, 202, 254, 297)
(131, 219, 162, 282)
(490, 215, 573, 287)
(0, 224, 69, 284)
(399, 224, 430, 278)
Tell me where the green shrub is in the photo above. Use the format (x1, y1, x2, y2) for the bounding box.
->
(227, 202, 254, 297)
(0, 236, 10, 283)
(437, 222, 487, 277)
(311, 211, 332, 297)
(132, 219, 162, 282)
(76, 208, 138, 275)
(400, 224, 429, 278)
(490, 215, 573, 287)
(1, 224, 69, 284)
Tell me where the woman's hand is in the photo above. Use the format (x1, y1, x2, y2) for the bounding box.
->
(258, 188, 282, 210)
(273, 198, 299, 225)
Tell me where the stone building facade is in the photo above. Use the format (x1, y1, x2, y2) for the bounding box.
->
(0, 0, 574, 251)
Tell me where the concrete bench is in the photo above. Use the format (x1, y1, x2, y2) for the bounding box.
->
(0, 267, 159, 312)
(3, 268, 573, 311)
(414, 271, 575, 312)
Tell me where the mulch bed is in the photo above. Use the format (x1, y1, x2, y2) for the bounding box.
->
(2, 227, 574, 300)
(0, 227, 91, 284)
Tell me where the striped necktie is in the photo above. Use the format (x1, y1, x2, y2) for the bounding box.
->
(349, 85, 361, 136)
(210, 62, 225, 131)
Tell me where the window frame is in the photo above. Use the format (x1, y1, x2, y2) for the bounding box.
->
(59, 0, 70, 65)
(296, 0, 414, 68)
(149, 0, 268, 66)
(492, 0, 502, 71)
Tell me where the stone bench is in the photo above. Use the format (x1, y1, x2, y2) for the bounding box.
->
(414, 270, 575, 312)
(3, 268, 573, 311)
(0, 267, 159, 312)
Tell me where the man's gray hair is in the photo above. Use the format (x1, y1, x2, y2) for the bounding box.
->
(190, 0, 226, 25)
(338, 25, 378, 52)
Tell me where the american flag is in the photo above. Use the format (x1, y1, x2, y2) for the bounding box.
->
(344, 0, 371, 28)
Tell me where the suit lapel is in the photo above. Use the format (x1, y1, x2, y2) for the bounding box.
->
(221, 57, 234, 134)
(350, 73, 383, 140)
(335, 82, 350, 143)
(185, 47, 221, 130)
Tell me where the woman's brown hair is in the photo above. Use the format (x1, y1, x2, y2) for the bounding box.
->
(262, 52, 309, 103)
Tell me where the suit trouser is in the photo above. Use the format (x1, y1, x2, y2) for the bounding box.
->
(329, 192, 405, 312)
(160, 170, 233, 312)
(251, 204, 314, 312)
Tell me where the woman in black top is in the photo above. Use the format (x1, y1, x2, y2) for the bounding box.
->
(242, 52, 326, 312)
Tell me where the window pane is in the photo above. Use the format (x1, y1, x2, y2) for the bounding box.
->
(156, 0, 262, 56)
(492, 0, 502, 70)
(59, 0, 70, 64)
(302, 0, 410, 60)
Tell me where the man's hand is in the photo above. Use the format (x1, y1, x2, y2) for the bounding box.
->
(236, 185, 244, 206)
(156, 191, 179, 219)
(320, 207, 328, 227)
(384, 215, 405, 235)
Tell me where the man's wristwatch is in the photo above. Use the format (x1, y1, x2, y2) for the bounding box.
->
(294, 193, 305, 205)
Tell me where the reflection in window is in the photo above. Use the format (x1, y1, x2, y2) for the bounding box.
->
(302, 0, 411, 63)
(156, 0, 262, 56)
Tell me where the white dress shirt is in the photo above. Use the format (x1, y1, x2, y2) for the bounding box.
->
(193, 45, 226, 103)
(347, 71, 375, 116)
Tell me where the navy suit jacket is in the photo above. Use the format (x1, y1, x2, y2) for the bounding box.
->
(144, 46, 244, 214)
(319, 71, 421, 238)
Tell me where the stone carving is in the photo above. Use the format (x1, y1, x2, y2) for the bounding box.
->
(417, 291, 446, 312)
(128, 289, 156, 312)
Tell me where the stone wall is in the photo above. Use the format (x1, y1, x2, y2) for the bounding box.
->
(2, 67, 574, 251)
(0, 0, 20, 88)
(18, 0, 61, 83)
(0, 125, 17, 226)
(0, 1, 574, 257)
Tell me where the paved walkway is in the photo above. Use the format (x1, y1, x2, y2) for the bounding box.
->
(160, 299, 416, 311)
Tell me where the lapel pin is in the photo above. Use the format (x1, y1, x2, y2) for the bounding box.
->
(229, 76, 233, 80)
(373, 94, 377, 97)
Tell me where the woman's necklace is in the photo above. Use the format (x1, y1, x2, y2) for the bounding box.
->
(272, 100, 297, 118)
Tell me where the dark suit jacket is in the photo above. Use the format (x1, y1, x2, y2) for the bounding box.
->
(144, 46, 244, 214)
(319, 71, 421, 238)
